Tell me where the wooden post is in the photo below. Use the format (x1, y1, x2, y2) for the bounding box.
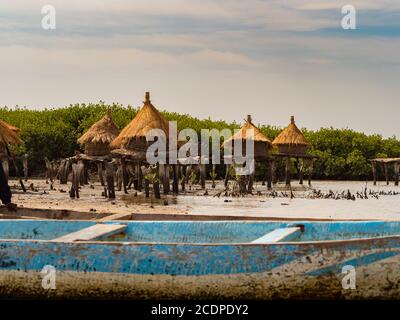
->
(137, 163, 143, 191)
(97, 162, 105, 186)
(77, 160, 85, 186)
(22, 154, 28, 181)
(224, 164, 230, 187)
(144, 179, 150, 198)
(180, 165, 186, 191)
(105, 162, 116, 199)
(298, 158, 304, 185)
(248, 171, 254, 193)
(308, 159, 314, 187)
(199, 164, 206, 189)
(394, 162, 399, 186)
(1, 160, 9, 182)
(371, 161, 377, 185)
(211, 164, 216, 189)
(266, 160, 272, 190)
(69, 163, 79, 199)
(164, 164, 170, 194)
(121, 158, 128, 194)
(172, 164, 179, 194)
(384, 163, 389, 185)
(285, 157, 291, 186)
(271, 159, 277, 185)
(58, 159, 67, 184)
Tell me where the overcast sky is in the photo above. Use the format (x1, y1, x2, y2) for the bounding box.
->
(0, 1, 399, 136)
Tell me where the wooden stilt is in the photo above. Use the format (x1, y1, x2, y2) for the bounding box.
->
(180, 165, 186, 191)
(371, 161, 377, 185)
(272, 159, 277, 185)
(308, 159, 314, 187)
(248, 171, 254, 193)
(285, 157, 291, 186)
(384, 163, 389, 185)
(97, 162, 105, 186)
(105, 162, 116, 199)
(163, 164, 170, 194)
(172, 164, 179, 194)
(267, 160, 272, 190)
(394, 162, 399, 186)
(77, 160, 85, 186)
(121, 158, 128, 194)
(22, 154, 28, 181)
(69, 163, 79, 199)
(224, 164, 230, 187)
(137, 163, 143, 191)
(1, 160, 9, 182)
(298, 159, 304, 185)
(199, 164, 206, 189)
(211, 164, 216, 189)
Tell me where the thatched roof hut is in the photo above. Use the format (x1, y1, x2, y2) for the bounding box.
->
(111, 92, 169, 152)
(0, 120, 22, 146)
(77, 109, 119, 156)
(272, 116, 310, 155)
(0, 120, 22, 156)
(223, 115, 272, 160)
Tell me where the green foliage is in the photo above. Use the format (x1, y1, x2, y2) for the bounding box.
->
(1, 103, 399, 179)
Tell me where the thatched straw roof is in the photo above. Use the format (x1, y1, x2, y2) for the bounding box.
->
(77, 109, 119, 145)
(223, 115, 272, 148)
(111, 92, 169, 149)
(0, 119, 22, 145)
(272, 116, 310, 146)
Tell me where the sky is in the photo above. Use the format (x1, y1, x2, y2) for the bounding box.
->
(0, 0, 399, 136)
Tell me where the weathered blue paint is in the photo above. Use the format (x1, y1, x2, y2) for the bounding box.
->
(1, 220, 400, 278)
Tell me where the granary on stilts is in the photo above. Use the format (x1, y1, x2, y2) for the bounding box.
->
(0, 120, 28, 182)
(272, 116, 316, 186)
(111, 92, 171, 197)
(222, 115, 273, 192)
(69, 109, 121, 192)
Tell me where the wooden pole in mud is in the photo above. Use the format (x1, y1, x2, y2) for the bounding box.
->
(248, 171, 254, 193)
(22, 154, 28, 181)
(266, 160, 272, 190)
(137, 163, 143, 191)
(271, 159, 277, 185)
(172, 164, 179, 194)
(164, 164, 170, 194)
(105, 162, 115, 199)
(69, 163, 79, 199)
(297, 158, 304, 185)
(1, 160, 9, 182)
(199, 164, 206, 189)
(180, 165, 186, 191)
(224, 164, 230, 187)
(384, 163, 389, 185)
(97, 162, 105, 186)
(285, 157, 291, 186)
(394, 162, 399, 186)
(371, 161, 377, 185)
(77, 160, 85, 186)
(308, 159, 314, 187)
(121, 158, 128, 194)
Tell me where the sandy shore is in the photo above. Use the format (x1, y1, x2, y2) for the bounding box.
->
(6, 178, 400, 221)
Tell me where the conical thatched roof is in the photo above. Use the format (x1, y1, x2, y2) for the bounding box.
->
(111, 92, 169, 149)
(272, 116, 310, 146)
(0, 120, 22, 145)
(223, 115, 272, 148)
(77, 109, 119, 145)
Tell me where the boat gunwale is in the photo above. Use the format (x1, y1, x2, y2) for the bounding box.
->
(0, 219, 399, 246)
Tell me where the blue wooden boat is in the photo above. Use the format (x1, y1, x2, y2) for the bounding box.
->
(0, 219, 399, 299)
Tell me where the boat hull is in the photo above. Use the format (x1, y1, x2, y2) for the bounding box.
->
(1, 235, 400, 299)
